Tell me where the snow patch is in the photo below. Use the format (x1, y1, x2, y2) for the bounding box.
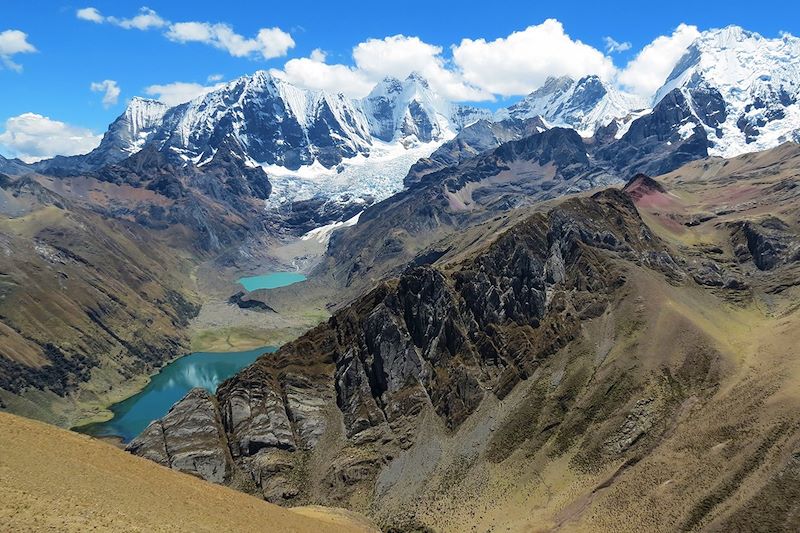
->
(301, 211, 362, 245)
(262, 139, 445, 207)
(677, 121, 697, 140)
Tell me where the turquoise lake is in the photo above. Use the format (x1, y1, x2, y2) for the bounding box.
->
(79, 347, 275, 442)
(238, 271, 307, 291)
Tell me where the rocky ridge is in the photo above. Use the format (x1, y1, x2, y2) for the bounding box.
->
(128, 156, 800, 530)
(128, 185, 682, 507)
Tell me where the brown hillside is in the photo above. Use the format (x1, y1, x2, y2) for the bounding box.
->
(0, 412, 377, 533)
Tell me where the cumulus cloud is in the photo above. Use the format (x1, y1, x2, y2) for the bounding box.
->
(90, 79, 121, 108)
(165, 22, 294, 59)
(355, 35, 490, 100)
(604, 36, 632, 53)
(76, 6, 166, 30)
(274, 56, 374, 97)
(451, 19, 617, 96)
(108, 7, 167, 31)
(275, 21, 704, 102)
(0, 113, 101, 163)
(77, 7, 294, 60)
(144, 80, 225, 106)
(76, 7, 103, 23)
(618, 23, 700, 98)
(275, 35, 490, 101)
(0, 29, 37, 72)
(69, 14, 706, 105)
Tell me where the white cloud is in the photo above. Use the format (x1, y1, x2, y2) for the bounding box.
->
(76, 7, 293, 59)
(68, 14, 706, 107)
(451, 19, 616, 96)
(618, 23, 700, 98)
(144, 81, 225, 106)
(108, 7, 167, 31)
(90, 79, 121, 108)
(76, 7, 104, 23)
(355, 35, 490, 100)
(274, 56, 374, 97)
(275, 35, 491, 101)
(164, 21, 210, 41)
(206, 73, 224, 82)
(76, 6, 166, 30)
(0, 113, 101, 163)
(604, 36, 632, 53)
(309, 48, 326, 62)
(0, 29, 37, 72)
(166, 22, 294, 59)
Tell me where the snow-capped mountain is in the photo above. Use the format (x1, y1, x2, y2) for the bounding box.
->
(99, 97, 169, 159)
(361, 73, 490, 144)
(15, 25, 800, 213)
(27, 97, 169, 175)
(24, 70, 487, 212)
(44, 70, 484, 180)
(151, 71, 373, 170)
(500, 75, 648, 136)
(653, 26, 800, 157)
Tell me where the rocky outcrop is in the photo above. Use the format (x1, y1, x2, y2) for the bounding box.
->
(127, 389, 233, 484)
(404, 117, 547, 188)
(596, 89, 709, 177)
(228, 291, 276, 312)
(729, 217, 800, 271)
(690, 260, 747, 290)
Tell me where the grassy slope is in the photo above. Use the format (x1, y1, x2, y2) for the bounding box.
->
(0, 193, 203, 428)
(0, 412, 377, 533)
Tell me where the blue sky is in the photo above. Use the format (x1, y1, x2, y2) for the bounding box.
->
(1, 0, 798, 161)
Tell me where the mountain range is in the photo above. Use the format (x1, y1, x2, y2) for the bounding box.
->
(1, 26, 797, 227)
(2, 23, 800, 532)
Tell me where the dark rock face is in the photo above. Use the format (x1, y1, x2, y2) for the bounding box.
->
(688, 84, 728, 134)
(129, 189, 677, 499)
(0, 156, 31, 176)
(198, 140, 272, 201)
(150, 73, 370, 172)
(729, 217, 800, 271)
(596, 89, 709, 177)
(404, 117, 547, 188)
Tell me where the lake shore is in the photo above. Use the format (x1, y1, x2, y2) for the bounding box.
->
(76, 347, 275, 442)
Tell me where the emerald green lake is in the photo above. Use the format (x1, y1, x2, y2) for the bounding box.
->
(238, 271, 307, 291)
(78, 347, 275, 443)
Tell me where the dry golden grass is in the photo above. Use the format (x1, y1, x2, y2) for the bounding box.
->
(0, 412, 377, 532)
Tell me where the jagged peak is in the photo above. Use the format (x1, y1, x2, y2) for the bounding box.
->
(700, 25, 759, 47)
(573, 74, 607, 90)
(503, 74, 644, 136)
(534, 75, 575, 95)
(405, 71, 430, 88)
(127, 96, 168, 107)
